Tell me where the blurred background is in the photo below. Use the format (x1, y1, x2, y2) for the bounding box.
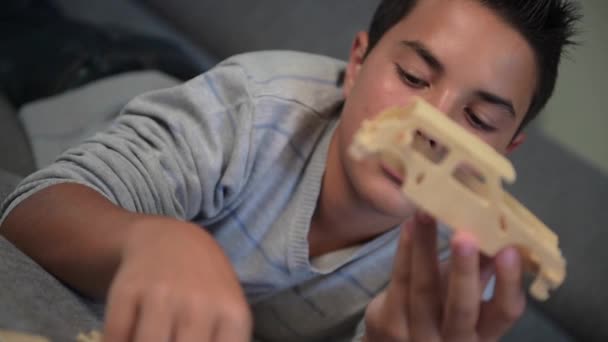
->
(60, 0, 608, 175)
(7, 0, 604, 173)
(539, 0, 608, 174)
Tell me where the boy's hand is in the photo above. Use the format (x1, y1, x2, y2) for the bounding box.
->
(363, 212, 525, 342)
(102, 217, 252, 342)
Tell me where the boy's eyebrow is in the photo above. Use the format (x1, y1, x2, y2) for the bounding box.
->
(400, 40, 444, 73)
(400, 40, 516, 118)
(476, 90, 516, 117)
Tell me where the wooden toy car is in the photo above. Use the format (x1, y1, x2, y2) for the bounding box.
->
(349, 97, 566, 301)
(0, 329, 101, 342)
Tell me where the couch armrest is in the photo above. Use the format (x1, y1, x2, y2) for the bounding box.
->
(0, 169, 22, 205)
(0, 94, 35, 176)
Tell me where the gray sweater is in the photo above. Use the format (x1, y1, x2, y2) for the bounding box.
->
(1, 51, 450, 341)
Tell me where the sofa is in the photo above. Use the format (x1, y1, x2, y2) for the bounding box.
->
(0, 0, 606, 341)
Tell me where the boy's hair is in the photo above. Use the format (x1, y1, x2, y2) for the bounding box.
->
(366, 0, 581, 130)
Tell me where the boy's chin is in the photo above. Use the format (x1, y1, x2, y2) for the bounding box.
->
(359, 176, 416, 221)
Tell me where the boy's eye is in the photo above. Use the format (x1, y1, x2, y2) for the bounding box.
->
(395, 64, 429, 89)
(465, 108, 497, 132)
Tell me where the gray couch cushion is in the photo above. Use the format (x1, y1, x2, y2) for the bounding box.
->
(19, 71, 180, 169)
(0, 95, 35, 176)
(0, 169, 22, 205)
(143, 0, 379, 61)
(0, 236, 102, 341)
(504, 304, 575, 342)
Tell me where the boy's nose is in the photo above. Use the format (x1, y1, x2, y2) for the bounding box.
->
(423, 88, 461, 119)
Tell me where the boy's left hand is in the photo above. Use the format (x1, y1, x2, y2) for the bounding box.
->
(363, 212, 526, 342)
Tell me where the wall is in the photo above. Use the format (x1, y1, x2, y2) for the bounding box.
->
(538, 0, 608, 174)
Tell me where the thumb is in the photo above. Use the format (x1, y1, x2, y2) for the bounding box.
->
(390, 219, 413, 286)
(390, 212, 435, 288)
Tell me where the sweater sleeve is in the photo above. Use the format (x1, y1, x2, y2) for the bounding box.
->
(1, 61, 255, 225)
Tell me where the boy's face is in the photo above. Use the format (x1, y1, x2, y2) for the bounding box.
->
(336, 0, 538, 219)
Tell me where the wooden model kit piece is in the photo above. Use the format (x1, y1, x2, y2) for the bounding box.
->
(75, 331, 102, 342)
(0, 329, 101, 342)
(349, 97, 566, 301)
(0, 330, 48, 342)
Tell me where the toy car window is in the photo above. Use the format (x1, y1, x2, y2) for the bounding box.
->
(452, 162, 490, 199)
(411, 129, 449, 164)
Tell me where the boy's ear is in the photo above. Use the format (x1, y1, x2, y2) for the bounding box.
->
(344, 31, 369, 98)
(506, 132, 526, 154)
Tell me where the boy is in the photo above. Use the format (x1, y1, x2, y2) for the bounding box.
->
(0, 0, 579, 341)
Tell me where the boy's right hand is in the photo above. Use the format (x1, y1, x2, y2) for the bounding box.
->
(103, 216, 252, 342)
(363, 212, 525, 342)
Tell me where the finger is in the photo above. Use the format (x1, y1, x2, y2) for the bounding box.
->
(377, 222, 413, 336)
(441, 232, 480, 339)
(439, 255, 493, 304)
(478, 247, 526, 340)
(389, 221, 413, 298)
(174, 305, 215, 342)
(439, 260, 450, 303)
(103, 283, 139, 342)
(133, 291, 174, 342)
(364, 291, 410, 341)
(212, 314, 252, 342)
(408, 211, 441, 341)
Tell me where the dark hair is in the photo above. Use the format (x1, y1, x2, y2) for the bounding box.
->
(366, 0, 581, 131)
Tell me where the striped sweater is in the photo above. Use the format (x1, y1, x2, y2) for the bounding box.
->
(1, 51, 452, 341)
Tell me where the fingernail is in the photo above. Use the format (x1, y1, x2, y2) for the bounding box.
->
(500, 248, 519, 266)
(453, 232, 478, 257)
(456, 239, 477, 257)
(416, 211, 434, 225)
